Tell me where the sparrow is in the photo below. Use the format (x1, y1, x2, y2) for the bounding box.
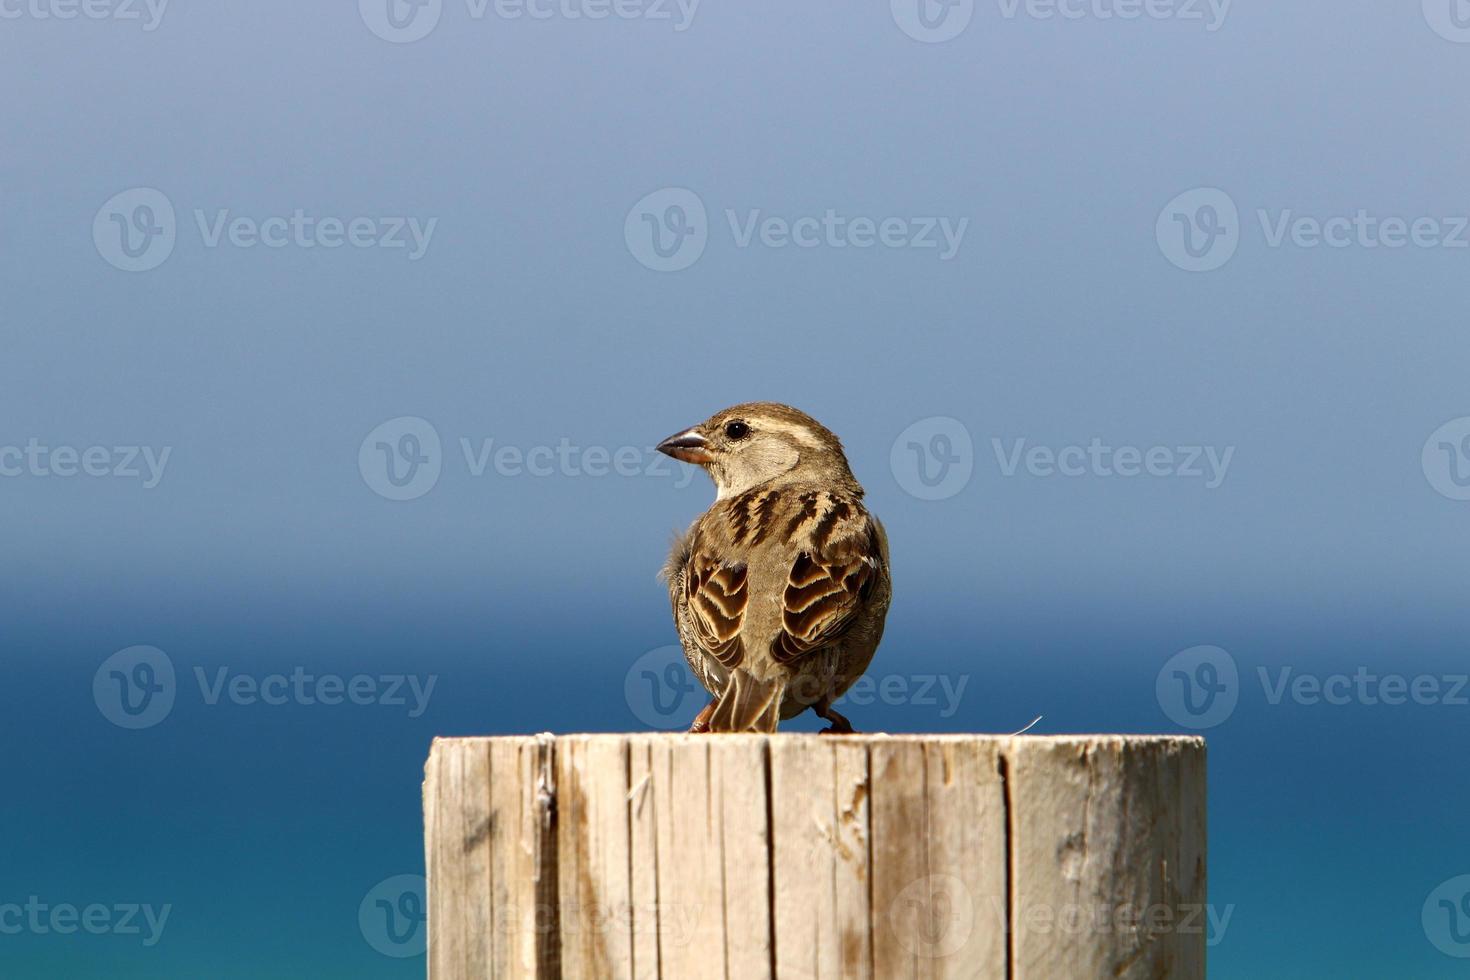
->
(656, 403, 891, 734)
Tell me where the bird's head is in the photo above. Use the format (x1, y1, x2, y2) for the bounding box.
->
(656, 402, 857, 499)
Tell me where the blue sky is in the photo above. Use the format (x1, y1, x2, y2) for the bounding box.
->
(4, 1, 1470, 976)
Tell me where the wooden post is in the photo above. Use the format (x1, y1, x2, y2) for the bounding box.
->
(423, 734, 1206, 980)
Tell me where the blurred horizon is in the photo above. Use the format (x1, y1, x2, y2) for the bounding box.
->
(5, 0, 1470, 976)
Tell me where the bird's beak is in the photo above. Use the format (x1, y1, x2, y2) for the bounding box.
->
(657, 429, 712, 465)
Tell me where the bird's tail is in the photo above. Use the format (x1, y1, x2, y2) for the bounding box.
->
(707, 669, 786, 733)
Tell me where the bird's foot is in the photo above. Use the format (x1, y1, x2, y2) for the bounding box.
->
(688, 700, 717, 734)
(815, 704, 858, 735)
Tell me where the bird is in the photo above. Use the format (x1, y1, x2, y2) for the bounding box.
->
(656, 402, 891, 734)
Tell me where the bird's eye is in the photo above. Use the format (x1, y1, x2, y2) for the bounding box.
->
(724, 420, 750, 440)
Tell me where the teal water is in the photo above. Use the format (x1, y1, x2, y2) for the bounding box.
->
(4, 1, 1470, 975)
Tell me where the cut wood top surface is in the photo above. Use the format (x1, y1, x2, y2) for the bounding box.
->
(428, 732, 1204, 745)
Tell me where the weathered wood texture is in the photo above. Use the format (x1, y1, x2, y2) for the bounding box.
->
(424, 735, 1205, 980)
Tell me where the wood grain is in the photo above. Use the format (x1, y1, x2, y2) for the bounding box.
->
(1008, 736, 1208, 980)
(424, 734, 1205, 980)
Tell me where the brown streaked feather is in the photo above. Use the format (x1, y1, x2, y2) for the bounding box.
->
(746, 490, 781, 546)
(684, 554, 747, 668)
(726, 487, 785, 547)
(707, 668, 784, 733)
(810, 498, 851, 552)
(782, 490, 821, 541)
(770, 502, 882, 665)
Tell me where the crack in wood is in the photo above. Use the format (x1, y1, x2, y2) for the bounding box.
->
(425, 735, 1205, 980)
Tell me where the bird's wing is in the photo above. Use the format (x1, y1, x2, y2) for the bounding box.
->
(679, 539, 748, 669)
(771, 498, 883, 664)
